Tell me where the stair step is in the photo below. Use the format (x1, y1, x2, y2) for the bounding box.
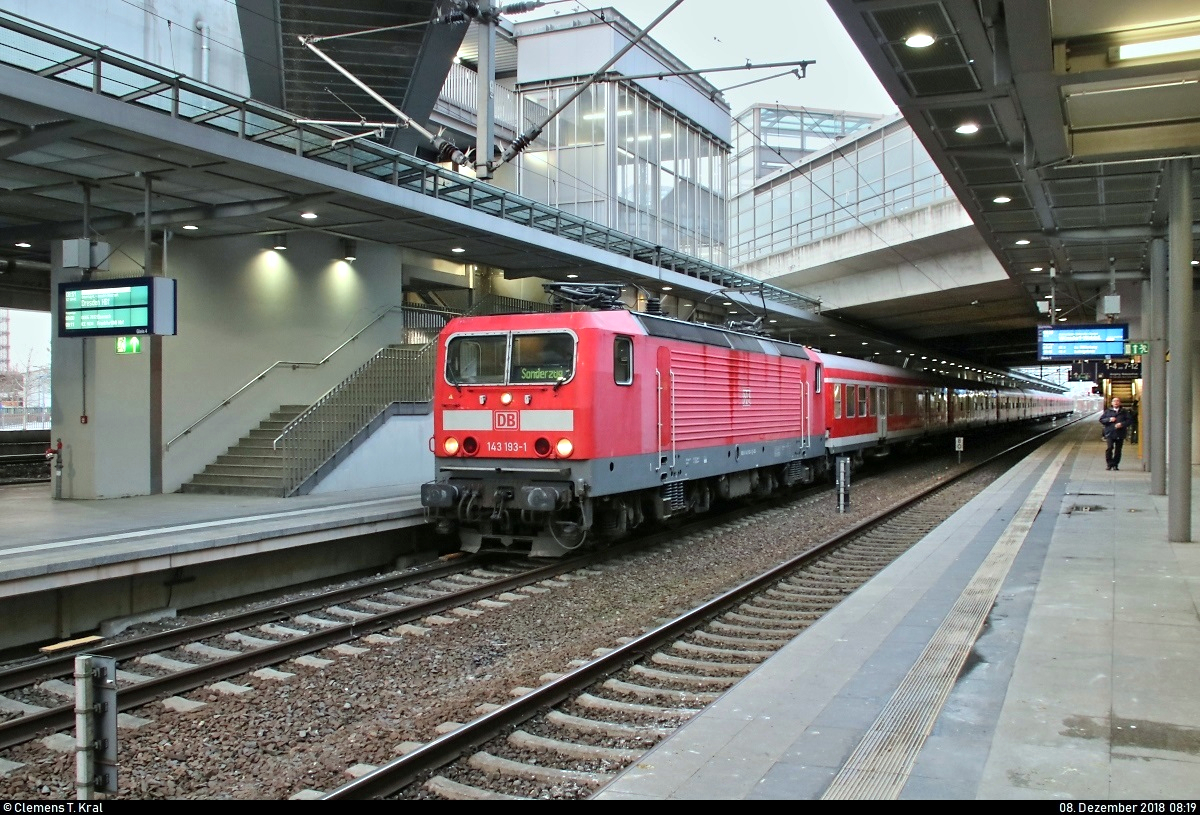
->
(180, 482, 285, 497)
(189, 472, 286, 488)
(203, 463, 286, 478)
(215, 453, 281, 466)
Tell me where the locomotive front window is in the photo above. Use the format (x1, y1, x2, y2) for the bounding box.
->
(511, 332, 574, 384)
(446, 335, 508, 384)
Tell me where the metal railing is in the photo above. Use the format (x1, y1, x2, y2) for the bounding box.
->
(166, 305, 433, 452)
(271, 294, 551, 495)
(0, 10, 820, 313)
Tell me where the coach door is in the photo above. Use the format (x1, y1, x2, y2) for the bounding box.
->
(876, 387, 888, 439)
(656, 346, 675, 470)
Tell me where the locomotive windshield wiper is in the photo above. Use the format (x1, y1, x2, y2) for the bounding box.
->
(446, 368, 463, 393)
(553, 374, 567, 391)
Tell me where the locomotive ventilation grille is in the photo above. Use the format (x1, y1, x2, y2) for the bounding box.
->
(663, 481, 687, 511)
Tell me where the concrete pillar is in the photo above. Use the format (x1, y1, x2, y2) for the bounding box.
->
(50, 242, 152, 499)
(1167, 159, 1193, 542)
(1148, 238, 1167, 495)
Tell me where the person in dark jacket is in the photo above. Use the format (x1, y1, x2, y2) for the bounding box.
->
(1099, 397, 1133, 470)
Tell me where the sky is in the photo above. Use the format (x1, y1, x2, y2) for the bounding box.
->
(3, 1, 896, 374)
(6, 309, 50, 370)
(523, 0, 898, 117)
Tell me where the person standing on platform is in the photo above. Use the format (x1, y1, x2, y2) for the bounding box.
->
(1099, 397, 1133, 471)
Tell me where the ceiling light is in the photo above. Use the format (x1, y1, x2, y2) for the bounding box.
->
(1015, 239, 1030, 245)
(955, 122, 980, 135)
(451, 247, 466, 254)
(1058, 316, 1068, 322)
(181, 224, 198, 231)
(273, 234, 287, 251)
(342, 239, 357, 261)
(992, 195, 1012, 204)
(567, 273, 579, 279)
(1031, 266, 1043, 272)
(861, 341, 869, 346)
(905, 32, 935, 48)
(661, 286, 672, 291)
(768, 319, 777, 324)
(1115, 34, 1200, 62)
(300, 211, 318, 219)
(829, 333, 836, 337)
(1193, 260, 1199, 266)
(15, 242, 31, 248)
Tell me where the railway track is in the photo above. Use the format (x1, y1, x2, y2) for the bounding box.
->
(324, 424, 1070, 800)
(0, 420, 1076, 798)
(0, 555, 608, 751)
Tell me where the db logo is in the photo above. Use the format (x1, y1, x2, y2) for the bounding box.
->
(495, 411, 518, 430)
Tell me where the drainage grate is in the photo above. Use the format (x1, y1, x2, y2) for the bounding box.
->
(1068, 504, 1108, 513)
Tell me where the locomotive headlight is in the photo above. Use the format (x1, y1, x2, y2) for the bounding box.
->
(443, 437, 460, 455)
(555, 438, 574, 458)
(500, 392, 513, 405)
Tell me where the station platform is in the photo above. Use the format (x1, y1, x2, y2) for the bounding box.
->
(596, 418, 1200, 800)
(0, 481, 427, 600)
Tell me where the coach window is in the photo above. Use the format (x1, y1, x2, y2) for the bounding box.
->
(846, 385, 856, 418)
(614, 336, 633, 385)
(833, 383, 842, 419)
(858, 385, 869, 417)
(814, 365, 822, 393)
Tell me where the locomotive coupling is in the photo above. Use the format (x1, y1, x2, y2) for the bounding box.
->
(517, 485, 566, 512)
(421, 483, 460, 509)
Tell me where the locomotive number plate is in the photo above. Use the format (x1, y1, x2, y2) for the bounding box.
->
(495, 411, 518, 430)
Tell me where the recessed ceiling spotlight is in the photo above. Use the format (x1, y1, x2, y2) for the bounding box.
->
(15, 242, 31, 248)
(566, 273, 579, 279)
(955, 122, 980, 135)
(181, 224, 199, 231)
(1015, 239, 1031, 245)
(661, 286, 672, 291)
(828, 333, 837, 337)
(992, 195, 1012, 204)
(451, 247, 466, 253)
(905, 32, 935, 48)
(1193, 260, 1199, 266)
(768, 319, 777, 324)
(300, 211, 318, 219)
(1031, 266, 1044, 272)
(861, 341, 869, 346)
(1058, 316, 1067, 322)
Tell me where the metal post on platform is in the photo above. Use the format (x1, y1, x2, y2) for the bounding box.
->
(74, 654, 117, 800)
(955, 435, 964, 464)
(836, 455, 850, 513)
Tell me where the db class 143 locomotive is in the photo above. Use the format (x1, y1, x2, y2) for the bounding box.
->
(421, 298, 1074, 558)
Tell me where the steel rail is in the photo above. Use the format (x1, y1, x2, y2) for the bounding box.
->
(0, 554, 634, 751)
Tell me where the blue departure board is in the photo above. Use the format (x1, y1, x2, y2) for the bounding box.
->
(1038, 324, 1127, 360)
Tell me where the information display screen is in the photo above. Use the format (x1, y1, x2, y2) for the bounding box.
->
(1038, 324, 1127, 360)
(58, 277, 176, 338)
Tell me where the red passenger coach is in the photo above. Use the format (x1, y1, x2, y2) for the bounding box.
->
(420, 301, 1074, 558)
(422, 309, 826, 557)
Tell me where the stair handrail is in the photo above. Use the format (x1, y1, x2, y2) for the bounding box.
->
(165, 305, 454, 451)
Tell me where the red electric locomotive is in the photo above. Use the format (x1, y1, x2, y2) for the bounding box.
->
(421, 294, 1073, 557)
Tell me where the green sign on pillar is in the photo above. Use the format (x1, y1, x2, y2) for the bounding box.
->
(115, 335, 143, 355)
